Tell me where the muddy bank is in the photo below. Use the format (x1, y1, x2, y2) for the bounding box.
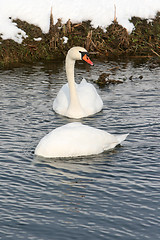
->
(0, 12, 160, 67)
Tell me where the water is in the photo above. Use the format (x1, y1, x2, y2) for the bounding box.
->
(0, 59, 160, 240)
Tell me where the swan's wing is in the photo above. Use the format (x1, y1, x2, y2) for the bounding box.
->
(53, 83, 69, 114)
(77, 79, 103, 114)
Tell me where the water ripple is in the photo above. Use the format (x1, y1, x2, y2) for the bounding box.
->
(0, 61, 160, 239)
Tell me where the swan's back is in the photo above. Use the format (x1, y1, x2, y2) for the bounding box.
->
(35, 123, 128, 158)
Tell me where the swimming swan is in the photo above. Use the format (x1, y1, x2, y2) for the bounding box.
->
(53, 47, 103, 119)
(35, 122, 128, 158)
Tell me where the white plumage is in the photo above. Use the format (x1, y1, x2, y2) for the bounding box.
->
(53, 78, 103, 118)
(35, 122, 128, 158)
(53, 47, 103, 119)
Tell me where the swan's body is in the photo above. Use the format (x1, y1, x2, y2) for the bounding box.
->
(35, 122, 128, 158)
(53, 47, 103, 118)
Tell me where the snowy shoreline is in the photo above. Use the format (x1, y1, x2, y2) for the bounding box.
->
(1, 0, 160, 66)
(1, 0, 160, 43)
(0, 14, 160, 66)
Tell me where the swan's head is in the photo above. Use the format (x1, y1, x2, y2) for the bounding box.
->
(66, 46, 93, 65)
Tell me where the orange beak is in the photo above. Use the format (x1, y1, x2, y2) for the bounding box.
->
(82, 54, 93, 66)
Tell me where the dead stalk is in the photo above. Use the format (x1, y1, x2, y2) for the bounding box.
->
(86, 30, 92, 51)
(114, 4, 117, 23)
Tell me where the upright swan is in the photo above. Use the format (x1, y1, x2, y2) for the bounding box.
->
(35, 122, 129, 158)
(53, 47, 103, 118)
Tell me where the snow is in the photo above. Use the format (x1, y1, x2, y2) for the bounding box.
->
(62, 36, 68, 44)
(0, 0, 160, 43)
(34, 37, 42, 41)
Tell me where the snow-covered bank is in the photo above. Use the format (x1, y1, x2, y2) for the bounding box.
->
(0, 0, 160, 43)
(1, 0, 160, 66)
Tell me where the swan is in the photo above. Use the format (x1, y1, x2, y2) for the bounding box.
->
(35, 122, 128, 158)
(53, 46, 103, 118)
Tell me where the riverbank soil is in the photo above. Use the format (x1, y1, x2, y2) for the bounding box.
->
(0, 12, 160, 67)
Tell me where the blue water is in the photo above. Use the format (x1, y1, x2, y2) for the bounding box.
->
(0, 59, 160, 239)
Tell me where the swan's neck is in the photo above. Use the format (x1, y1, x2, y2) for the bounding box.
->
(66, 55, 84, 118)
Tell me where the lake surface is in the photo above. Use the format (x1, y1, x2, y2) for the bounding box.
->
(0, 58, 160, 240)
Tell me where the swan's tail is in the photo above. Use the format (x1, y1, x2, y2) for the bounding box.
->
(116, 133, 129, 145)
